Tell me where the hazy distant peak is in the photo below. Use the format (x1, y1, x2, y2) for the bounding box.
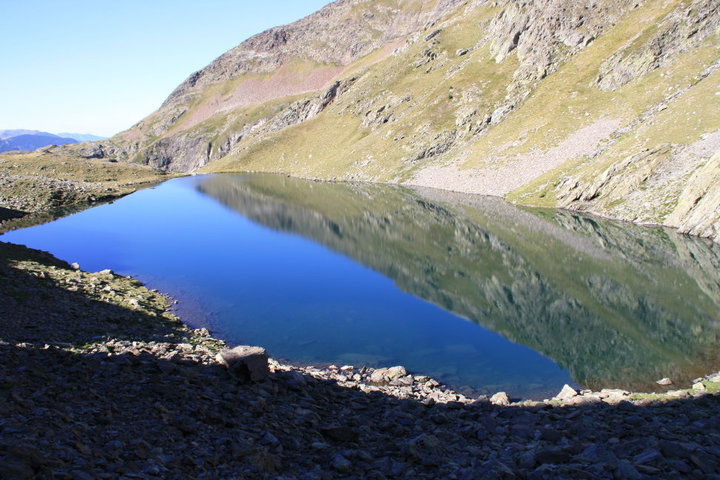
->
(0, 129, 53, 140)
(0, 131, 78, 153)
(57, 132, 107, 142)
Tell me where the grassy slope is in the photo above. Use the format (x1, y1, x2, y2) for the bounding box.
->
(186, 0, 718, 239)
(202, 2, 513, 180)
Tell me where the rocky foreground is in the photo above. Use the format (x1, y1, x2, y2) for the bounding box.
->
(1, 240, 720, 479)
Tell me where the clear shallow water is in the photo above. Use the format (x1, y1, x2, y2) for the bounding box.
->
(3, 174, 720, 399)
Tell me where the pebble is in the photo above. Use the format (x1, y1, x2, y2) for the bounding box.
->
(331, 454, 352, 473)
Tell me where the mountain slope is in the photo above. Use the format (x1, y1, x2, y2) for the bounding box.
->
(68, 0, 720, 242)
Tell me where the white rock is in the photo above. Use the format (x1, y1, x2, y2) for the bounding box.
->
(600, 388, 629, 397)
(656, 378, 673, 386)
(555, 384, 578, 401)
(386, 366, 407, 380)
(490, 392, 510, 406)
(370, 368, 388, 384)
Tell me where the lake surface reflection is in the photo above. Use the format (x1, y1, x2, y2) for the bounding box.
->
(3, 174, 720, 398)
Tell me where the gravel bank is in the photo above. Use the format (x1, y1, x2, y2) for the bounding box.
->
(1, 241, 720, 479)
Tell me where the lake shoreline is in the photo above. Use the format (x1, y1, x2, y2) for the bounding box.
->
(2, 239, 720, 477)
(3, 238, 718, 405)
(2, 169, 719, 401)
(1, 153, 716, 247)
(203, 169, 720, 247)
(3, 169, 720, 477)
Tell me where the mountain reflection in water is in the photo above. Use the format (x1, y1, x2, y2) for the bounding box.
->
(197, 174, 720, 393)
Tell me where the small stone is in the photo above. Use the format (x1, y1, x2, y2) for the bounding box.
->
(535, 447, 571, 464)
(578, 444, 618, 467)
(690, 452, 719, 474)
(320, 425, 359, 442)
(254, 450, 281, 473)
(370, 368, 388, 384)
(68, 471, 94, 480)
(692, 382, 706, 391)
(0, 459, 34, 479)
(392, 375, 414, 386)
(285, 371, 307, 390)
(555, 384, 578, 400)
(490, 392, 510, 406)
(656, 378, 672, 386)
(634, 449, 661, 465)
(386, 366, 407, 380)
(659, 440, 691, 459)
(600, 388, 629, 397)
(70, 262, 80, 270)
(616, 460, 642, 479)
(215, 346, 269, 382)
(332, 454, 352, 473)
(425, 29, 441, 41)
(540, 428, 563, 441)
(517, 451, 536, 468)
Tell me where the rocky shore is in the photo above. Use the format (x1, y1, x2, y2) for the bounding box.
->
(1, 240, 720, 479)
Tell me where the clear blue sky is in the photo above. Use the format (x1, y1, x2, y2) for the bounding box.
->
(0, 1, 330, 137)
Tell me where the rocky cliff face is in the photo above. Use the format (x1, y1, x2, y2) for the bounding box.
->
(68, 0, 720, 242)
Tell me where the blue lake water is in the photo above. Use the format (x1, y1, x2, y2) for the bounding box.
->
(3, 174, 720, 398)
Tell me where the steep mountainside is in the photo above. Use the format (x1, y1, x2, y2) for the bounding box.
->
(67, 0, 720, 242)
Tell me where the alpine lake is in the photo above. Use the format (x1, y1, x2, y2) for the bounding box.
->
(3, 174, 720, 399)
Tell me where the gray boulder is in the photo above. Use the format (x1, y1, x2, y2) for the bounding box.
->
(215, 346, 269, 382)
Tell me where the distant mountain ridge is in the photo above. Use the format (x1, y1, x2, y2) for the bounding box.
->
(0, 129, 47, 140)
(57, 132, 106, 142)
(60, 0, 720, 242)
(0, 131, 77, 153)
(0, 130, 105, 153)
